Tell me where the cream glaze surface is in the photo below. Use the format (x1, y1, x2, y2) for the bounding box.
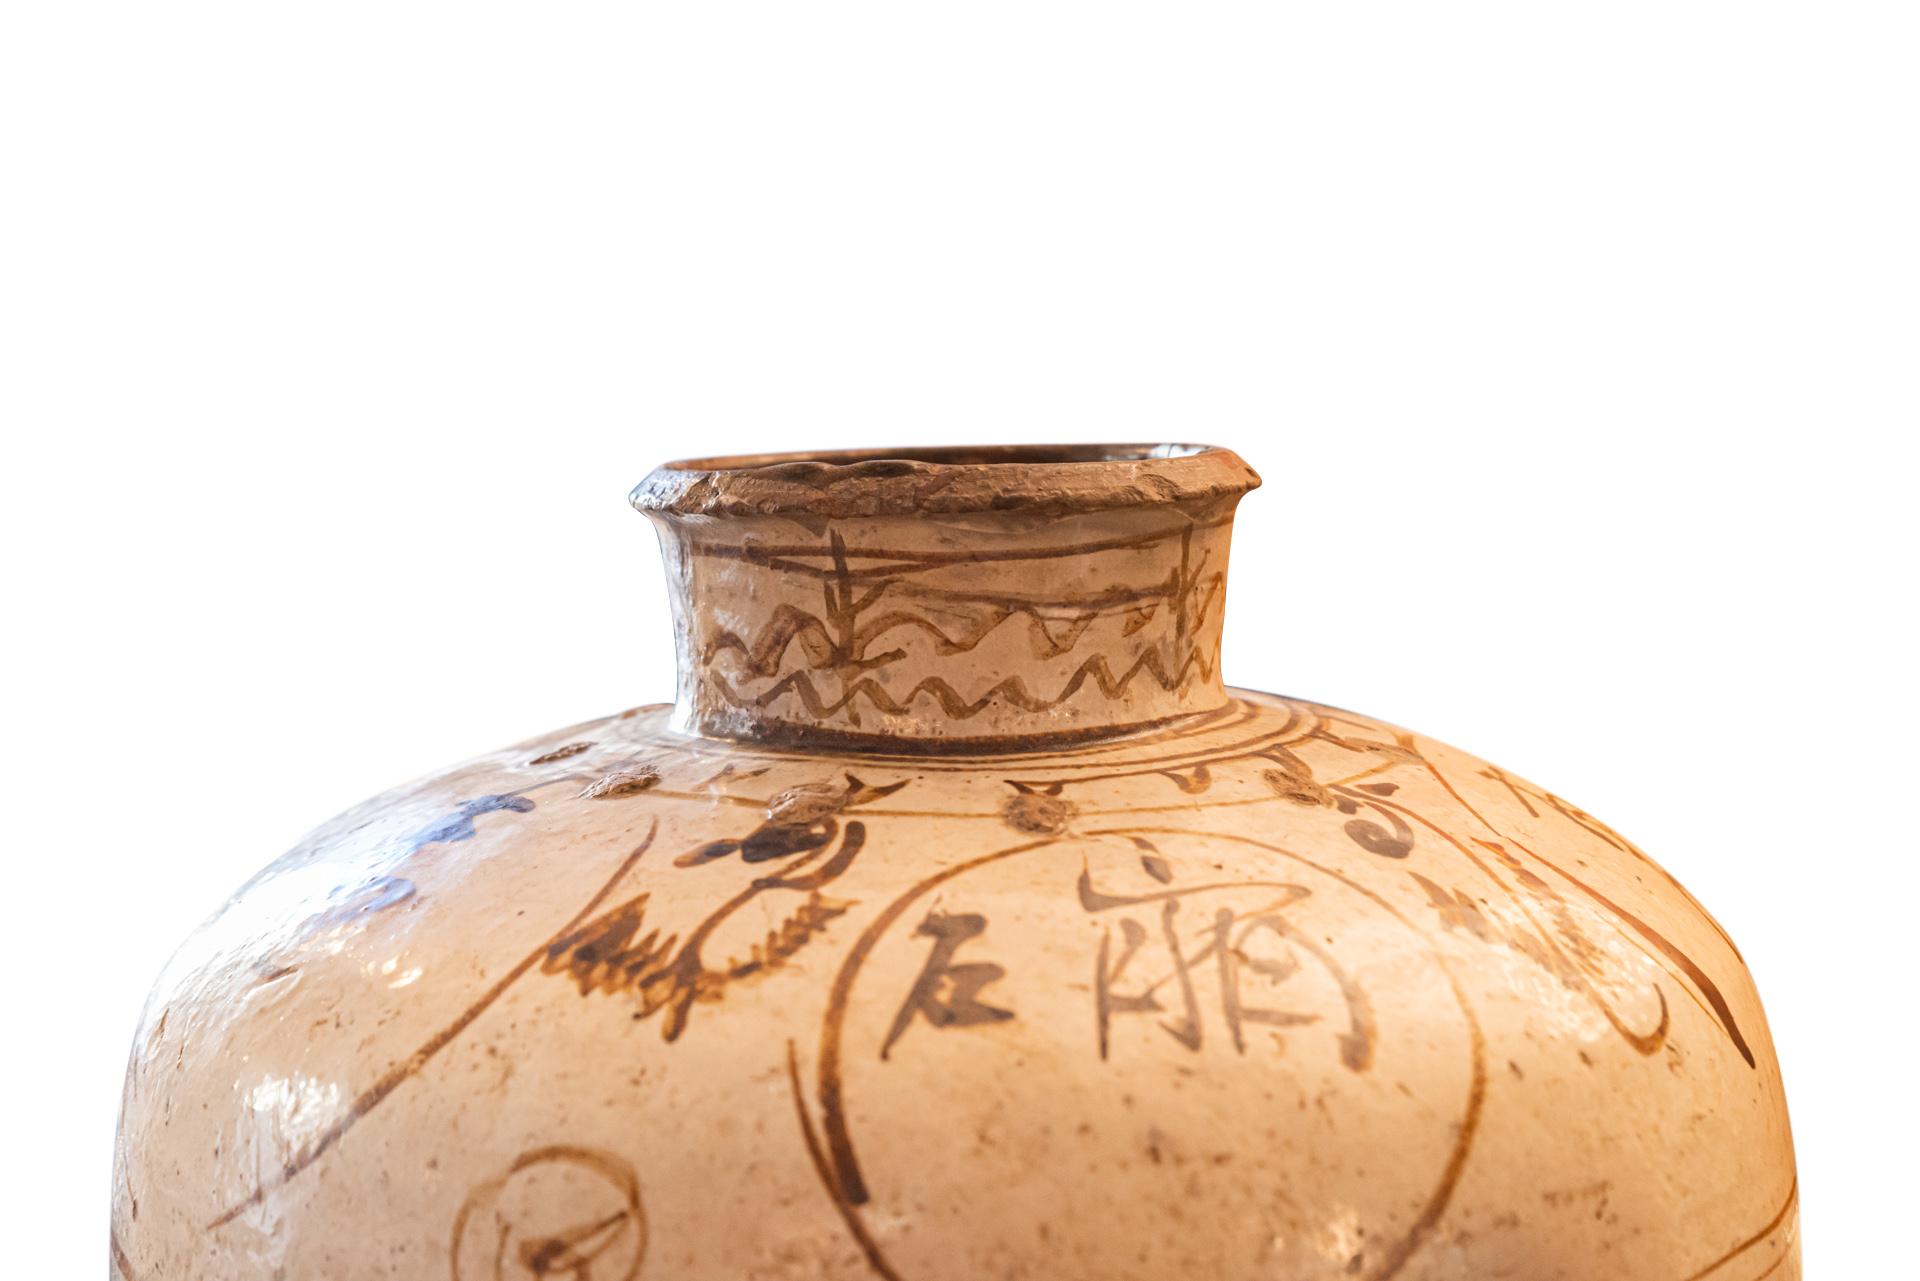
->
(113, 446, 1796, 1280)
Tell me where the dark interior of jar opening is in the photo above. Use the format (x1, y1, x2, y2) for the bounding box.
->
(664, 443, 1208, 472)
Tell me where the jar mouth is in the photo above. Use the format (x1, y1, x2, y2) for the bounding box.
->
(632, 442, 1259, 519)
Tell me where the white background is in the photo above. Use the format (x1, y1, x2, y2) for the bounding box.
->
(3, 3, 1915, 1274)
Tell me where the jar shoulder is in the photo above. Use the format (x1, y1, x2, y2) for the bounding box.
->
(115, 692, 1798, 1281)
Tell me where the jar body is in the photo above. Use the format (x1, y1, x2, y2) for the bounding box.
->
(112, 692, 1797, 1280)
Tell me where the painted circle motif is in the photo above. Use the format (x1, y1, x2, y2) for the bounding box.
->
(804, 827, 1484, 1281)
(450, 1146, 646, 1281)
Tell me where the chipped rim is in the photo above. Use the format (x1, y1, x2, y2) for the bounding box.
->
(630, 443, 1261, 520)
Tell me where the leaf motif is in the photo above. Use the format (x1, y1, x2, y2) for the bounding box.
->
(1343, 811, 1414, 859)
(1158, 764, 1212, 794)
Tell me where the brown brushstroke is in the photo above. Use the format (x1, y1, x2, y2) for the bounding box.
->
(1527, 778, 1747, 964)
(1296, 717, 1727, 1063)
(1679, 1177, 1798, 1280)
(703, 694, 1258, 770)
(703, 702, 1230, 758)
(109, 1230, 136, 1279)
(874, 574, 1198, 617)
(1367, 791, 1672, 1056)
(709, 643, 1218, 723)
(1419, 757, 1755, 1069)
(684, 515, 1235, 584)
(1084, 879, 1373, 1069)
(449, 1144, 645, 1281)
(1004, 706, 1314, 791)
(1090, 891, 1328, 1044)
(798, 826, 1486, 1281)
(683, 503, 1234, 743)
(703, 596, 1146, 677)
(545, 822, 870, 1042)
(1479, 764, 1539, 816)
(816, 834, 1064, 1205)
(1249, 914, 1376, 1071)
(1099, 827, 1488, 1281)
(207, 821, 660, 1230)
(878, 910, 1014, 1059)
(786, 1041, 904, 1281)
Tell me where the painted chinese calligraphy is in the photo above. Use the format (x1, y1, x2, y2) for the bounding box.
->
(1081, 852, 1373, 1067)
(879, 911, 1014, 1059)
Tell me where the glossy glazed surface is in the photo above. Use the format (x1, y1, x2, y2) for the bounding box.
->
(115, 445, 1795, 1279)
(113, 693, 1797, 1280)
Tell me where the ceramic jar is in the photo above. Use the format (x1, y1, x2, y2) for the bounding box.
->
(112, 445, 1797, 1280)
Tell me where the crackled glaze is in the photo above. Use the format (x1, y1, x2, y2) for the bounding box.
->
(113, 446, 1797, 1280)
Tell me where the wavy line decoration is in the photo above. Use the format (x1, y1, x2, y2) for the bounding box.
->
(709, 643, 1221, 723)
(694, 525, 1228, 725)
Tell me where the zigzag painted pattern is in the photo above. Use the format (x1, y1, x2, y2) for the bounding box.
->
(701, 577, 1224, 679)
(707, 643, 1219, 722)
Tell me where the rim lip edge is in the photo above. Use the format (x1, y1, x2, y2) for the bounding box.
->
(630, 442, 1261, 519)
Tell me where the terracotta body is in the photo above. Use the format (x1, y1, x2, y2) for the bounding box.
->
(113, 447, 1798, 1280)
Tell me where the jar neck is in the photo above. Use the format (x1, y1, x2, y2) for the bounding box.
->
(634, 445, 1258, 752)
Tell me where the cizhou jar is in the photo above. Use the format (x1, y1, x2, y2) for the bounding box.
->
(113, 445, 1798, 1280)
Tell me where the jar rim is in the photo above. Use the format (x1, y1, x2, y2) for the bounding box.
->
(631, 442, 1260, 519)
